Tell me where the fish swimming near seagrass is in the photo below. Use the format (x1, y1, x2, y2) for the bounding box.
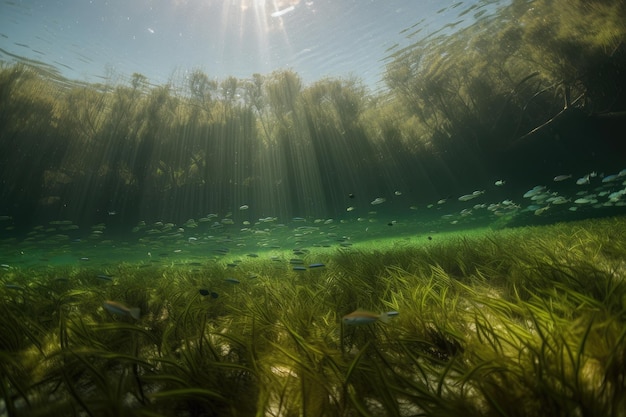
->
(342, 310, 399, 325)
(103, 300, 140, 320)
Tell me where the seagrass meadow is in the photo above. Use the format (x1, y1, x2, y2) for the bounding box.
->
(1, 216, 626, 416)
(2, 0, 626, 416)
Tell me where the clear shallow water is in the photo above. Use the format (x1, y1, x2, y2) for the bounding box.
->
(0, 211, 479, 270)
(2, 184, 625, 272)
(1, 0, 625, 263)
(2, 148, 626, 270)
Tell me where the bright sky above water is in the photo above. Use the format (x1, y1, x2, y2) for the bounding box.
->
(0, 0, 483, 89)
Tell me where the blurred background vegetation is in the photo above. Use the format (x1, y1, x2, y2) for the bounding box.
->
(1, 0, 625, 230)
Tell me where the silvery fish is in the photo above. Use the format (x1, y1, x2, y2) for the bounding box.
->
(103, 300, 140, 320)
(342, 310, 398, 325)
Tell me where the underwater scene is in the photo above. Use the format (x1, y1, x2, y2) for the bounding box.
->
(1, 0, 626, 416)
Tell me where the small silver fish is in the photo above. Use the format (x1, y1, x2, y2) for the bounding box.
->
(602, 174, 619, 183)
(103, 300, 140, 320)
(5, 283, 25, 290)
(551, 196, 570, 205)
(458, 193, 481, 202)
(576, 175, 590, 185)
(342, 310, 398, 325)
(96, 274, 113, 281)
(553, 174, 572, 182)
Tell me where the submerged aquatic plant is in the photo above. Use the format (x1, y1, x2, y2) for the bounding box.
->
(0, 217, 625, 416)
